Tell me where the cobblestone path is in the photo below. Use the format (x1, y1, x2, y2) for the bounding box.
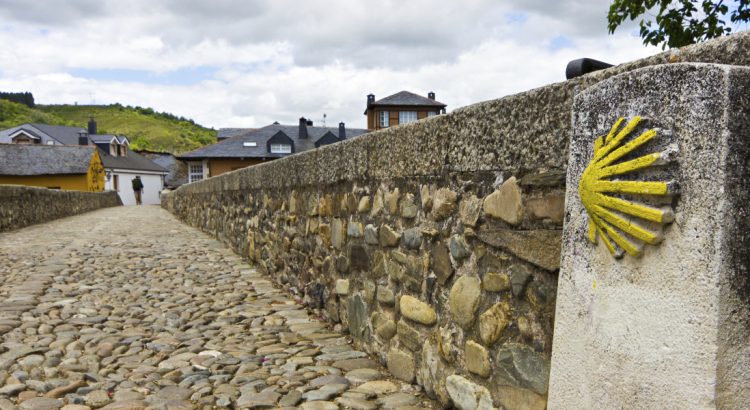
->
(0, 206, 437, 410)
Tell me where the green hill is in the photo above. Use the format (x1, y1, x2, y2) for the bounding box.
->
(38, 104, 217, 154)
(0, 99, 73, 128)
(0, 99, 216, 154)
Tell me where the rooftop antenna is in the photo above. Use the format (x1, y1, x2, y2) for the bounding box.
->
(322, 113, 327, 127)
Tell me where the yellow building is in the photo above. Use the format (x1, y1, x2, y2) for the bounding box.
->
(0, 144, 105, 191)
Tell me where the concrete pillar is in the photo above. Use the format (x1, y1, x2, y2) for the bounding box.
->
(549, 63, 750, 409)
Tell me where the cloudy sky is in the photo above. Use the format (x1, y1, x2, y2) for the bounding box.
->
(0, 0, 663, 129)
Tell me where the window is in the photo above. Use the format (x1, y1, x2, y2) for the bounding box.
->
(379, 111, 389, 128)
(243, 142, 257, 147)
(399, 111, 418, 124)
(113, 175, 119, 192)
(270, 144, 292, 154)
(189, 163, 204, 183)
(427, 111, 438, 117)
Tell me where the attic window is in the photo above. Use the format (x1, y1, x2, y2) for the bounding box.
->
(270, 144, 292, 154)
(243, 142, 257, 147)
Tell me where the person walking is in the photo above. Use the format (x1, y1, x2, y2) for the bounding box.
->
(132, 176, 144, 205)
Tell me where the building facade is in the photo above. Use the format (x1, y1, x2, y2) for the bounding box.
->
(0, 145, 105, 191)
(364, 91, 447, 131)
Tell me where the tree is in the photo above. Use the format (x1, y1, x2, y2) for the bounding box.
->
(608, 0, 750, 49)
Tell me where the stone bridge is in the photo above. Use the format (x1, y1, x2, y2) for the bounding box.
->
(2, 33, 750, 410)
(0, 206, 437, 410)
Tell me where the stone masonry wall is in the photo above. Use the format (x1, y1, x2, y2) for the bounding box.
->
(162, 33, 750, 409)
(0, 185, 121, 232)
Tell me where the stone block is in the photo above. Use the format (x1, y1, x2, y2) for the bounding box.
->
(399, 295, 437, 325)
(483, 176, 523, 225)
(378, 224, 400, 247)
(400, 193, 418, 219)
(465, 340, 491, 378)
(479, 302, 508, 346)
(459, 194, 482, 227)
(347, 221, 363, 238)
(376, 287, 395, 305)
(335, 279, 350, 295)
(357, 196, 371, 213)
(430, 241, 453, 284)
(402, 227, 423, 250)
(432, 188, 457, 220)
(496, 344, 549, 394)
(449, 234, 471, 260)
(385, 187, 400, 215)
(448, 275, 481, 328)
(420, 184, 432, 210)
(476, 227, 561, 271)
(331, 218, 347, 249)
(387, 348, 415, 383)
(347, 294, 369, 341)
(482, 271, 510, 292)
(445, 375, 493, 410)
(364, 224, 378, 245)
(396, 320, 421, 351)
(526, 193, 565, 223)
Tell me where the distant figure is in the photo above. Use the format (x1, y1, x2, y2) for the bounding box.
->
(132, 176, 144, 205)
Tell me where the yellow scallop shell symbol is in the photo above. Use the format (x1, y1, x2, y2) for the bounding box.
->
(579, 116, 677, 258)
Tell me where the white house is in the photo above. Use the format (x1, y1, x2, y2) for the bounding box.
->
(89, 134, 167, 206)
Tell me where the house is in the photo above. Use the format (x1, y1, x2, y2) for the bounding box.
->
(364, 91, 447, 131)
(136, 150, 188, 189)
(0, 120, 168, 205)
(0, 144, 105, 191)
(179, 118, 368, 183)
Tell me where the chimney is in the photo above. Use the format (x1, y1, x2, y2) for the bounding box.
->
(428, 91, 435, 100)
(367, 94, 375, 106)
(299, 117, 309, 139)
(88, 117, 97, 134)
(338, 122, 346, 140)
(78, 132, 88, 146)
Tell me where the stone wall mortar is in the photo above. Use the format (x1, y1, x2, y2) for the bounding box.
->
(0, 185, 122, 232)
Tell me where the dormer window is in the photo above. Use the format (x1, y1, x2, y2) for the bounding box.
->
(270, 144, 292, 154)
(266, 131, 294, 155)
(110, 143, 118, 156)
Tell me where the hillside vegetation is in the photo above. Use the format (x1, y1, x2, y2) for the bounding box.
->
(0, 99, 72, 128)
(39, 104, 216, 154)
(0, 99, 216, 154)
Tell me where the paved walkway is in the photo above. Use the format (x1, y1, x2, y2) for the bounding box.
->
(0, 206, 437, 410)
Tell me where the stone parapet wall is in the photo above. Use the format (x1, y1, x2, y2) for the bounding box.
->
(163, 33, 750, 409)
(0, 185, 121, 232)
(164, 111, 565, 409)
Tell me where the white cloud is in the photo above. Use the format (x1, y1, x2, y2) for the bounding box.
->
(0, 0, 662, 130)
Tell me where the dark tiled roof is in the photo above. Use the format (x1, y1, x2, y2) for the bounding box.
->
(218, 128, 254, 140)
(0, 123, 86, 145)
(0, 144, 95, 176)
(179, 123, 368, 159)
(99, 148, 168, 173)
(370, 91, 446, 108)
(27, 123, 87, 145)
